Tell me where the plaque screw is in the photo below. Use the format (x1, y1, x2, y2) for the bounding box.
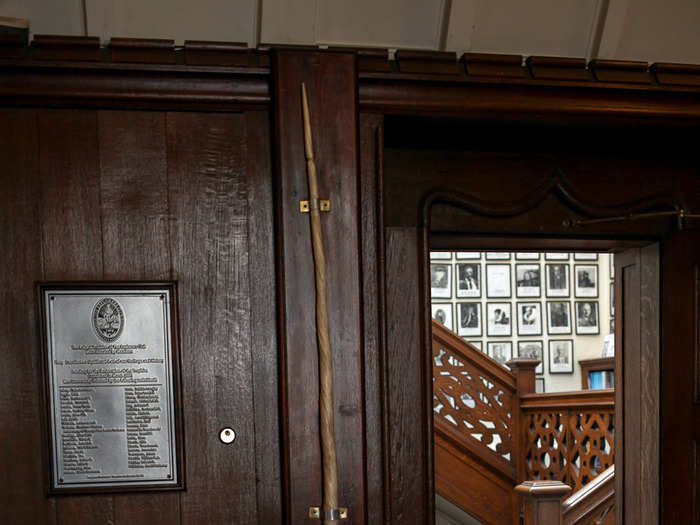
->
(59, 478, 64, 482)
(51, 296, 55, 301)
(160, 295, 165, 300)
(167, 474, 172, 479)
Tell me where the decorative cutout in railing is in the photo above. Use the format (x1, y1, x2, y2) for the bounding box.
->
(432, 337, 515, 465)
(523, 405, 614, 493)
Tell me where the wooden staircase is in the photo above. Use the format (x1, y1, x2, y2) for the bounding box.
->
(431, 320, 616, 524)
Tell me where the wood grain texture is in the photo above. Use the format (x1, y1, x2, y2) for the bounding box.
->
(274, 50, 365, 524)
(0, 109, 57, 525)
(359, 113, 386, 525)
(245, 110, 283, 525)
(385, 227, 427, 525)
(167, 112, 258, 524)
(661, 233, 700, 523)
(38, 109, 114, 524)
(98, 110, 179, 524)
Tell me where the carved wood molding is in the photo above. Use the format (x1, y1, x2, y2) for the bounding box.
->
(420, 169, 681, 229)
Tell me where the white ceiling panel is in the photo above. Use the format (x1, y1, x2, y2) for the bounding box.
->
(260, 0, 316, 45)
(1, 0, 85, 36)
(318, 0, 444, 49)
(598, 0, 700, 64)
(446, 0, 599, 57)
(86, 0, 258, 45)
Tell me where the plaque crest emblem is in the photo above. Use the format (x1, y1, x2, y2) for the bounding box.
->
(92, 297, 125, 343)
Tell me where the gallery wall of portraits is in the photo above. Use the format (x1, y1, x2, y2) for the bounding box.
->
(430, 251, 614, 393)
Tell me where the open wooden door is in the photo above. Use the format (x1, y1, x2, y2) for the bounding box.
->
(614, 245, 660, 525)
(660, 232, 700, 523)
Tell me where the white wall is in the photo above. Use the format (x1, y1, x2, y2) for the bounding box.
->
(430, 251, 613, 393)
(3, 0, 700, 65)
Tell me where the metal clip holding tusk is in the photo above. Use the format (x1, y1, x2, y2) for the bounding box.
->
(308, 507, 348, 520)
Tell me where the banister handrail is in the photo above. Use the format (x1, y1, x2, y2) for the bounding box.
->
(562, 466, 615, 525)
(520, 389, 614, 410)
(432, 319, 517, 392)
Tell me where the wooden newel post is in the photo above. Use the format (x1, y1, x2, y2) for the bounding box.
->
(515, 481, 572, 525)
(506, 357, 539, 484)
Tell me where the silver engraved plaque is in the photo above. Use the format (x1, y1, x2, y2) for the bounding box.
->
(40, 283, 183, 492)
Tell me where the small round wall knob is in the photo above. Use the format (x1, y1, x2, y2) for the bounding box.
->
(219, 427, 236, 444)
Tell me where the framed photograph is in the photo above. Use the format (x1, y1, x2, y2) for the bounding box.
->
(516, 264, 541, 297)
(456, 263, 481, 298)
(431, 303, 453, 331)
(545, 252, 569, 260)
(546, 301, 572, 335)
(545, 263, 570, 297)
(516, 302, 542, 336)
(456, 252, 481, 260)
(535, 377, 545, 393)
(517, 340, 544, 374)
(610, 282, 615, 317)
(516, 252, 540, 260)
(609, 254, 615, 280)
(486, 302, 512, 337)
(430, 251, 451, 260)
(430, 263, 452, 298)
(486, 264, 511, 298)
(487, 341, 512, 368)
(574, 264, 598, 298)
(486, 252, 511, 260)
(575, 301, 600, 334)
(549, 340, 574, 373)
(466, 339, 483, 351)
(574, 253, 599, 260)
(457, 302, 482, 337)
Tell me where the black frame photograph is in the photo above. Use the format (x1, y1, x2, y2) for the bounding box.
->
(517, 340, 544, 374)
(431, 303, 454, 331)
(545, 263, 570, 297)
(456, 262, 481, 298)
(430, 251, 452, 260)
(575, 300, 600, 335)
(487, 341, 512, 368)
(457, 302, 482, 337)
(486, 264, 511, 298)
(535, 377, 545, 393)
(516, 301, 542, 336)
(467, 340, 483, 351)
(430, 263, 452, 299)
(486, 302, 512, 337)
(548, 340, 574, 374)
(546, 301, 572, 335)
(485, 252, 510, 260)
(574, 264, 598, 298)
(515, 263, 541, 297)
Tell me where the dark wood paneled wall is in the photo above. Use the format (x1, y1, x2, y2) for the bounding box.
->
(0, 108, 281, 525)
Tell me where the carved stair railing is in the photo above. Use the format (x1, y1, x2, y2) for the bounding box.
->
(520, 390, 615, 493)
(431, 320, 616, 524)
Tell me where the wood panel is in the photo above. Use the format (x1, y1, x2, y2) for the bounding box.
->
(359, 113, 387, 525)
(274, 50, 365, 524)
(661, 232, 700, 522)
(0, 109, 57, 525)
(38, 110, 115, 525)
(385, 227, 428, 525)
(98, 110, 179, 524)
(245, 110, 283, 525)
(167, 112, 259, 523)
(434, 432, 518, 525)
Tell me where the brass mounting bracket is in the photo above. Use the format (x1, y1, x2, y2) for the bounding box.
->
(300, 199, 331, 213)
(308, 507, 348, 520)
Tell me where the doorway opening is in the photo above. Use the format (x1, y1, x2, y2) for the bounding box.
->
(426, 240, 657, 525)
